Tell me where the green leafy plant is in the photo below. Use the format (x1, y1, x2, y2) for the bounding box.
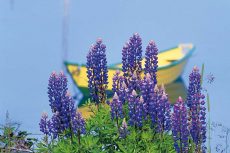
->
(38, 103, 175, 153)
(0, 111, 37, 153)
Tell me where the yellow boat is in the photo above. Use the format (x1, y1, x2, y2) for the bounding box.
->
(65, 43, 195, 105)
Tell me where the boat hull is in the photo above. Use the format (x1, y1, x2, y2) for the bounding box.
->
(65, 44, 194, 105)
(65, 59, 188, 105)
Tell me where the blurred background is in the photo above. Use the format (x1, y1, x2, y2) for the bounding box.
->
(0, 0, 230, 151)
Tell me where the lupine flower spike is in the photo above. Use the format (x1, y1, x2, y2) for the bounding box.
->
(43, 72, 86, 139)
(122, 33, 142, 84)
(128, 90, 137, 126)
(48, 71, 68, 113)
(119, 118, 129, 138)
(75, 111, 86, 144)
(112, 71, 127, 104)
(156, 91, 171, 133)
(172, 97, 189, 153)
(50, 112, 61, 139)
(187, 66, 206, 152)
(128, 90, 143, 128)
(137, 96, 145, 127)
(119, 81, 127, 104)
(39, 112, 51, 136)
(148, 85, 159, 128)
(144, 40, 158, 85)
(86, 38, 108, 105)
(112, 70, 121, 94)
(140, 73, 155, 119)
(127, 72, 139, 95)
(110, 92, 123, 122)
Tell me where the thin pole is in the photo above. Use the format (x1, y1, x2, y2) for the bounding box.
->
(62, 0, 69, 69)
(10, 0, 14, 10)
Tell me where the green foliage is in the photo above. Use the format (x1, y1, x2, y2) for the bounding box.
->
(201, 63, 205, 85)
(0, 111, 37, 152)
(37, 102, 176, 153)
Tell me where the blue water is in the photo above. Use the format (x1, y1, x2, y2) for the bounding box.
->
(0, 0, 230, 151)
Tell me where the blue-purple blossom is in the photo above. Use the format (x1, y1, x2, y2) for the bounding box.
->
(140, 73, 155, 119)
(137, 96, 145, 127)
(74, 111, 86, 135)
(110, 92, 123, 120)
(44, 72, 86, 138)
(172, 97, 189, 153)
(119, 81, 127, 104)
(187, 66, 202, 108)
(50, 112, 61, 139)
(156, 91, 171, 133)
(148, 85, 159, 127)
(144, 40, 158, 85)
(119, 118, 129, 138)
(48, 71, 68, 112)
(128, 90, 136, 126)
(86, 38, 108, 104)
(60, 92, 76, 129)
(49, 106, 86, 138)
(112, 70, 121, 94)
(127, 72, 140, 95)
(122, 43, 129, 78)
(128, 90, 144, 127)
(39, 112, 51, 135)
(121, 33, 142, 80)
(112, 70, 127, 104)
(49, 92, 85, 138)
(148, 84, 169, 129)
(187, 66, 206, 152)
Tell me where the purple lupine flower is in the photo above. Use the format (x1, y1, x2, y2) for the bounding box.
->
(187, 66, 202, 108)
(122, 43, 129, 78)
(121, 33, 142, 81)
(60, 92, 80, 132)
(47, 71, 71, 137)
(156, 91, 171, 133)
(127, 72, 140, 94)
(148, 84, 167, 129)
(172, 97, 189, 153)
(111, 70, 127, 104)
(46, 72, 86, 138)
(187, 66, 206, 152)
(39, 112, 51, 135)
(119, 81, 127, 104)
(86, 38, 108, 104)
(112, 70, 121, 93)
(128, 90, 143, 127)
(190, 95, 206, 152)
(48, 71, 68, 112)
(149, 85, 159, 127)
(119, 118, 129, 138)
(140, 73, 155, 119)
(110, 92, 123, 120)
(144, 40, 158, 85)
(136, 96, 144, 127)
(48, 93, 86, 138)
(74, 111, 86, 135)
(50, 112, 62, 139)
(59, 92, 72, 129)
(128, 90, 137, 126)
